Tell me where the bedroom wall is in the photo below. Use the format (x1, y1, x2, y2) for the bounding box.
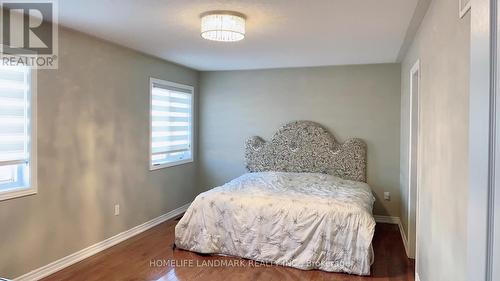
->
(198, 64, 401, 218)
(399, 0, 470, 279)
(0, 27, 199, 278)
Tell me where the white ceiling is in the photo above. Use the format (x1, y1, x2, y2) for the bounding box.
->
(58, 0, 419, 71)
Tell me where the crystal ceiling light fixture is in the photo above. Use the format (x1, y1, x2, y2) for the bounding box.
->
(200, 11, 246, 42)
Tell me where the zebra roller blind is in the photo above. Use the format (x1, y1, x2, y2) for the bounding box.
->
(150, 78, 193, 169)
(0, 66, 31, 165)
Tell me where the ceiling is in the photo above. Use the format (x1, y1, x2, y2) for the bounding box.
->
(58, 0, 419, 71)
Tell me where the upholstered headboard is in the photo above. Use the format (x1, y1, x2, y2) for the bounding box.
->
(245, 121, 367, 182)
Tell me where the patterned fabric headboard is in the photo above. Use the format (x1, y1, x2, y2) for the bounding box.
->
(245, 121, 367, 182)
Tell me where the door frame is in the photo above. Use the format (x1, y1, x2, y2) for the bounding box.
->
(408, 59, 421, 262)
(468, 0, 498, 280)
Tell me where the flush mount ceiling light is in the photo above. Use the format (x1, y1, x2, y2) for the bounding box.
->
(200, 11, 246, 42)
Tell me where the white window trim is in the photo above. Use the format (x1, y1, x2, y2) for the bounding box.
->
(0, 68, 37, 201)
(149, 77, 194, 171)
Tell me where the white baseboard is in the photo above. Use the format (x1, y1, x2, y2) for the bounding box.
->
(14, 202, 191, 281)
(373, 215, 409, 258)
(374, 215, 400, 224)
(398, 220, 410, 257)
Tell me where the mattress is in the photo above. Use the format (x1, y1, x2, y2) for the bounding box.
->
(175, 171, 376, 275)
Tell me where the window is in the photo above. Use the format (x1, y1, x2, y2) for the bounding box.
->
(0, 66, 36, 201)
(149, 78, 193, 170)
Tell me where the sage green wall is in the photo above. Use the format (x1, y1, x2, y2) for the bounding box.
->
(198, 64, 401, 217)
(0, 27, 199, 278)
(400, 0, 470, 279)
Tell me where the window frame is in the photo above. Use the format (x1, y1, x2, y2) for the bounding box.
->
(0, 67, 37, 201)
(149, 77, 194, 171)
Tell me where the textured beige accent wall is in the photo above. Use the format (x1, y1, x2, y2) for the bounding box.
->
(399, 0, 470, 279)
(198, 64, 401, 218)
(0, 27, 199, 278)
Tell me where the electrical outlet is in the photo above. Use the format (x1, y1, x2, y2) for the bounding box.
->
(384, 192, 390, 201)
(114, 204, 120, 216)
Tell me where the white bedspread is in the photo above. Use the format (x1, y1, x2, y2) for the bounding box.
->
(175, 172, 376, 275)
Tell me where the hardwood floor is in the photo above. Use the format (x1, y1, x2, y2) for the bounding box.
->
(42, 218, 414, 281)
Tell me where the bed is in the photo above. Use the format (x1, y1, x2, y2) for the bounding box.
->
(174, 121, 376, 275)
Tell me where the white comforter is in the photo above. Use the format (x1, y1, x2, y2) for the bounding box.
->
(175, 172, 376, 275)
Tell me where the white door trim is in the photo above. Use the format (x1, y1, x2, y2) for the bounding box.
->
(408, 59, 420, 259)
(468, 0, 497, 280)
(491, 0, 500, 277)
(408, 59, 421, 278)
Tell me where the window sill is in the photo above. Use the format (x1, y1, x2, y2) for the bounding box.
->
(0, 186, 37, 201)
(149, 159, 194, 171)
